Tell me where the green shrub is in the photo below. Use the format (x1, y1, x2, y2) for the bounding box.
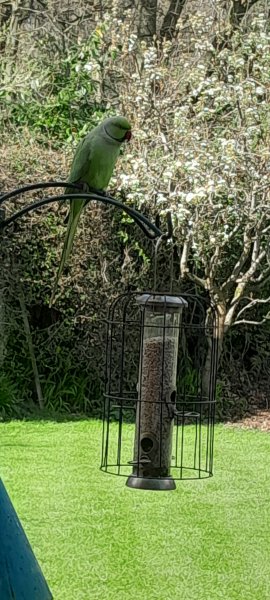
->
(0, 31, 108, 145)
(0, 372, 22, 418)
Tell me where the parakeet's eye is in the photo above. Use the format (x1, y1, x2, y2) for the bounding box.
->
(125, 130, 132, 142)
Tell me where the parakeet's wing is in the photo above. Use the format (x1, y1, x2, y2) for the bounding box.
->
(65, 133, 94, 192)
(49, 137, 94, 306)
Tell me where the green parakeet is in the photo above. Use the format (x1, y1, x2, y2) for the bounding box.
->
(49, 115, 132, 305)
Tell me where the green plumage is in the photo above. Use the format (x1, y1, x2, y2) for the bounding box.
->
(49, 116, 131, 305)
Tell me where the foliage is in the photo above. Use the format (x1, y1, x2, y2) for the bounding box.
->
(0, 372, 22, 417)
(0, 32, 107, 145)
(1, 1, 270, 417)
(40, 369, 102, 415)
(102, 11, 270, 327)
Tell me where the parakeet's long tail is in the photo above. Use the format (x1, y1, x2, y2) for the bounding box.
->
(49, 207, 82, 307)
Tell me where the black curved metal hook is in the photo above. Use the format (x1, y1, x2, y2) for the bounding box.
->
(0, 190, 163, 239)
(0, 181, 176, 240)
(0, 181, 82, 205)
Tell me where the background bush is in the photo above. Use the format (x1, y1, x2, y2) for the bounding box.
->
(0, 0, 269, 418)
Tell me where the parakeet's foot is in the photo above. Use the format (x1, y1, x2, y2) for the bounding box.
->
(78, 182, 105, 197)
(88, 186, 106, 197)
(75, 181, 90, 193)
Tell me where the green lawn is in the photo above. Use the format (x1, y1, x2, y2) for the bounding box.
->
(0, 420, 269, 600)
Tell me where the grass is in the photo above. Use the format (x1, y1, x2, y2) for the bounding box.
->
(0, 420, 269, 600)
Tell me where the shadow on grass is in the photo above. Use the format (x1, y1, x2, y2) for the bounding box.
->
(0, 408, 102, 424)
(2, 404, 260, 426)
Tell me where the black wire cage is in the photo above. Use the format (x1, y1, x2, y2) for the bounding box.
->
(101, 292, 218, 490)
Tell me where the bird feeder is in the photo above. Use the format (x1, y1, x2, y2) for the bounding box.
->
(128, 294, 187, 490)
(101, 292, 218, 490)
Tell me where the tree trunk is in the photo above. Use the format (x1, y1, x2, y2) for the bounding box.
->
(160, 0, 187, 40)
(202, 303, 226, 399)
(136, 0, 157, 40)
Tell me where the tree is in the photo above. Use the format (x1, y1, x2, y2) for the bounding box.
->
(90, 2, 270, 393)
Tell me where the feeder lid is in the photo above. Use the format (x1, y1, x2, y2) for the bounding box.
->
(136, 294, 188, 311)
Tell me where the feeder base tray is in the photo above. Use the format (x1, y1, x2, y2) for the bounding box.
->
(126, 475, 176, 491)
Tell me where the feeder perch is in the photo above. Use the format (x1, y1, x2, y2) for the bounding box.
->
(101, 292, 218, 490)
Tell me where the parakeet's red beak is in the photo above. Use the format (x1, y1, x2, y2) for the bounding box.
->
(125, 130, 132, 142)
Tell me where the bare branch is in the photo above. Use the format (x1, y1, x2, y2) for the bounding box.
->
(237, 250, 266, 282)
(225, 247, 268, 327)
(186, 272, 207, 289)
(18, 288, 44, 410)
(179, 231, 208, 291)
(179, 234, 191, 278)
(229, 0, 261, 28)
(233, 314, 270, 326)
(251, 266, 270, 285)
(261, 224, 270, 236)
(221, 228, 252, 291)
(208, 243, 222, 281)
(235, 295, 270, 320)
(211, 0, 261, 53)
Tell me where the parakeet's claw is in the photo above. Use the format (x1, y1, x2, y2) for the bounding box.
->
(87, 186, 106, 197)
(95, 189, 107, 197)
(78, 181, 90, 194)
(77, 182, 106, 197)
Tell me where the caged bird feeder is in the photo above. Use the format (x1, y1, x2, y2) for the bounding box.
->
(101, 292, 218, 490)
